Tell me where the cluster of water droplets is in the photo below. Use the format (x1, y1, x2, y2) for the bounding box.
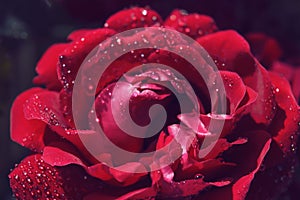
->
(9, 158, 64, 199)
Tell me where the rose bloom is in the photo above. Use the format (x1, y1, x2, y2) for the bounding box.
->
(9, 8, 300, 199)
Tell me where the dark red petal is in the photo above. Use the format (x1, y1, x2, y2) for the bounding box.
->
(232, 139, 271, 200)
(42, 146, 86, 167)
(43, 146, 147, 187)
(33, 44, 68, 90)
(88, 162, 147, 186)
(203, 138, 248, 160)
(11, 87, 89, 155)
(243, 64, 277, 124)
(221, 130, 271, 180)
(220, 71, 246, 114)
(164, 9, 218, 39)
(105, 7, 162, 32)
(83, 187, 157, 200)
(108, 163, 148, 186)
(11, 88, 46, 152)
(271, 61, 294, 80)
(9, 154, 103, 200)
(58, 28, 116, 91)
(198, 31, 277, 124)
(197, 30, 256, 76)
(271, 61, 300, 102)
(246, 33, 282, 67)
(22, 89, 67, 128)
(67, 29, 93, 41)
(158, 175, 230, 198)
(93, 83, 144, 153)
(116, 187, 157, 200)
(292, 68, 300, 102)
(268, 72, 300, 155)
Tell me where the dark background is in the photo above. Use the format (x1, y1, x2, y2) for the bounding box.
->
(1, 0, 300, 199)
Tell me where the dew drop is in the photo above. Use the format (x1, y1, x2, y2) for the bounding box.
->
(194, 174, 203, 179)
(116, 38, 122, 45)
(170, 15, 176, 21)
(185, 27, 190, 33)
(142, 9, 148, 16)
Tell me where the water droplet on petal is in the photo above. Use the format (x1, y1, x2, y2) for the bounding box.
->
(142, 9, 148, 16)
(170, 15, 176, 21)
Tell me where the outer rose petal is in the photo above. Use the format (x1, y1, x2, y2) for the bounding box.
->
(197, 30, 256, 76)
(11, 87, 92, 158)
(232, 139, 271, 200)
(268, 72, 300, 155)
(58, 28, 116, 91)
(105, 7, 162, 32)
(271, 61, 300, 102)
(220, 71, 246, 114)
(11, 88, 47, 152)
(42, 146, 148, 187)
(33, 44, 68, 90)
(198, 31, 276, 124)
(9, 154, 103, 200)
(246, 33, 282, 67)
(164, 9, 218, 39)
(67, 29, 93, 41)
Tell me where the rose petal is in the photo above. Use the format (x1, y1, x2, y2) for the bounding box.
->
(268, 72, 300, 155)
(67, 29, 93, 41)
(33, 44, 68, 90)
(271, 61, 300, 102)
(158, 175, 231, 198)
(116, 187, 157, 200)
(197, 30, 256, 76)
(198, 31, 277, 124)
(105, 7, 162, 32)
(11, 88, 47, 152)
(42, 146, 147, 187)
(232, 139, 271, 200)
(58, 28, 116, 91)
(220, 71, 247, 114)
(9, 154, 103, 199)
(243, 64, 277, 124)
(164, 9, 218, 39)
(246, 33, 282, 67)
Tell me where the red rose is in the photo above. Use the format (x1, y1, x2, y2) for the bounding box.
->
(9, 8, 300, 200)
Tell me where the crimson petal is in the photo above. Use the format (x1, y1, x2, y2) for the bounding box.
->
(105, 7, 162, 32)
(58, 28, 116, 91)
(9, 154, 103, 200)
(164, 9, 218, 39)
(33, 44, 68, 90)
(268, 72, 300, 155)
(246, 33, 282, 67)
(11, 88, 47, 152)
